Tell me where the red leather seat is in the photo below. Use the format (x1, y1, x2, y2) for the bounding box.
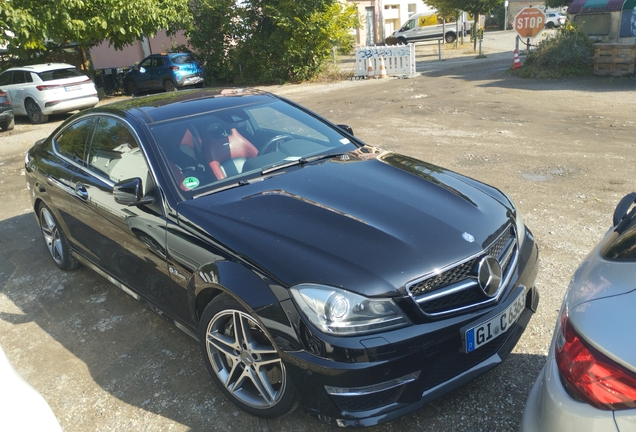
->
(203, 128, 258, 180)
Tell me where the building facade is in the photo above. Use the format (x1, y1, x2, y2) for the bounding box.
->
(345, 0, 434, 45)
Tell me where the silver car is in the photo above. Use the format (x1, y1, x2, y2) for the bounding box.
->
(0, 63, 98, 124)
(522, 192, 636, 432)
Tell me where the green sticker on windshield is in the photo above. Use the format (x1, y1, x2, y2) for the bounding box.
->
(183, 177, 200, 189)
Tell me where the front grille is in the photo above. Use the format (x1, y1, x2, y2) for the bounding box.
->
(408, 225, 517, 317)
(331, 385, 404, 412)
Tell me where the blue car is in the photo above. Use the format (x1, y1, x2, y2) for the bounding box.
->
(125, 53, 205, 95)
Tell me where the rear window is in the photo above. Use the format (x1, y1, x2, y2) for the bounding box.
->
(171, 54, 196, 65)
(38, 68, 85, 82)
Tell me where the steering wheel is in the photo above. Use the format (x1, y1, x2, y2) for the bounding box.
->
(261, 134, 293, 154)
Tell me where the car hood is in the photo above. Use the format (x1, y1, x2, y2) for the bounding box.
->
(178, 152, 514, 297)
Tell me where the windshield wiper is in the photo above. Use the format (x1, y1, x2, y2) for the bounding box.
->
(261, 158, 307, 175)
(193, 180, 250, 199)
(261, 152, 348, 176)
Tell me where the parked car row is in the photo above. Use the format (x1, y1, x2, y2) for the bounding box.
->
(0, 52, 205, 128)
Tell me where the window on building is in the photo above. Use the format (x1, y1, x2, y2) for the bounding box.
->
(408, 3, 417, 16)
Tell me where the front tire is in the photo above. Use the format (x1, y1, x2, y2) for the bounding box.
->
(199, 293, 297, 418)
(26, 100, 48, 124)
(126, 80, 139, 96)
(38, 204, 78, 271)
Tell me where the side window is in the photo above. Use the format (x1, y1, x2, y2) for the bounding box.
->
(0, 72, 11, 86)
(88, 117, 149, 184)
(55, 118, 96, 164)
(139, 58, 152, 69)
(12, 71, 26, 84)
(153, 58, 164, 68)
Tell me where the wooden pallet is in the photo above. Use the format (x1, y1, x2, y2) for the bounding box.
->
(593, 44, 636, 77)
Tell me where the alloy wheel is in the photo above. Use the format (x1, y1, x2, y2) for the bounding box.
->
(40, 207, 64, 266)
(205, 309, 287, 409)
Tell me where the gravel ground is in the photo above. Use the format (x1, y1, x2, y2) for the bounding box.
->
(1, 32, 636, 431)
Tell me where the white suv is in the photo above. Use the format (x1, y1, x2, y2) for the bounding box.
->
(0, 63, 98, 124)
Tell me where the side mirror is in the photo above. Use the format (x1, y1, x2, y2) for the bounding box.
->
(613, 192, 636, 233)
(114, 178, 153, 206)
(337, 124, 354, 136)
(139, 67, 146, 74)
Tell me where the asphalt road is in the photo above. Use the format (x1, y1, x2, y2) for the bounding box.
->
(2, 31, 635, 432)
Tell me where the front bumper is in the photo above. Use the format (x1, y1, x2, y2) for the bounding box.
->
(283, 236, 540, 427)
(0, 109, 13, 124)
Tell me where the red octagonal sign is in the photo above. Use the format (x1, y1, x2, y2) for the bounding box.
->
(514, 7, 546, 38)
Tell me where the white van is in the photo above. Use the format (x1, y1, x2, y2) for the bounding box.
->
(392, 12, 472, 44)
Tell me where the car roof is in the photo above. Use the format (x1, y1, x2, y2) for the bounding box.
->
(4, 63, 79, 73)
(148, 53, 191, 58)
(89, 88, 277, 124)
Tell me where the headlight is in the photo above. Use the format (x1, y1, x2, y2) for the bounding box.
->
(503, 192, 526, 246)
(290, 284, 409, 336)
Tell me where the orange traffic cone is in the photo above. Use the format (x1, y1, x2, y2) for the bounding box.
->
(366, 58, 375, 79)
(513, 49, 522, 69)
(378, 57, 388, 78)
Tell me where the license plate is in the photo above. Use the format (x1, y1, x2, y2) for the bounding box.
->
(464, 288, 526, 353)
(65, 85, 81, 91)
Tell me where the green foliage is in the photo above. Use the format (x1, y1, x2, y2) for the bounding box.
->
(516, 23, 594, 78)
(544, 0, 571, 9)
(188, 0, 360, 84)
(427, 0, 503, 18)
(1, 0, 191, 62)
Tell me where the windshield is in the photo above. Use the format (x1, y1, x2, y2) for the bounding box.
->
(149, 99, 357, 198)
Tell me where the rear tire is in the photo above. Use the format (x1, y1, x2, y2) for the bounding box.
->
(164, 79, 177, 92)
(445, 32, 457, 44)
(26, 100, 48, 124)
(38, 203, 78, 271)
(546, 22, 555, 29)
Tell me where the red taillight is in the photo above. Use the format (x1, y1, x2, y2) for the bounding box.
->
(555, 312, 636, 410)
(169, 66, 180, 71)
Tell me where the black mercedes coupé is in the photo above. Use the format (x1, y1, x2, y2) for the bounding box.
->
(24, 88, 539, 427)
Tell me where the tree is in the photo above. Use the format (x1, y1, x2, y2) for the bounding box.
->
(188, 0, 359, 83)
(543, 0, 570, 9)
(1, 0, 192, 67)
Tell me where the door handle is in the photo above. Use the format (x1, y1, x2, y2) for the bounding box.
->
(75, 183, 88, 201)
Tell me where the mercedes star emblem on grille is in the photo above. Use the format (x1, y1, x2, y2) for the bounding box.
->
(477, 255, 502, 297)
(462, 232, 475, 242)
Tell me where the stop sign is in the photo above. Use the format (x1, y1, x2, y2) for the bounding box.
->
(514, 7, 545, 38)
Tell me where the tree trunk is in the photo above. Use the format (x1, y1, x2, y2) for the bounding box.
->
(473, 15, 478, 51)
